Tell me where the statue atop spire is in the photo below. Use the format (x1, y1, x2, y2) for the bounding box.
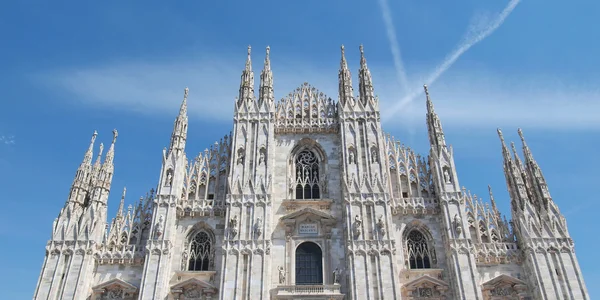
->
(112, 129, 118, 144)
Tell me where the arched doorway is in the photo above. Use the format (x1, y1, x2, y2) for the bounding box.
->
(295, 242, 323, 285)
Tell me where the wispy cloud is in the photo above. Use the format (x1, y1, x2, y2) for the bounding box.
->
(377, 0, 409, 91)
(0, 135, 15, 145)
(36, 58, 600, 131)
(382, 0, 522, 120)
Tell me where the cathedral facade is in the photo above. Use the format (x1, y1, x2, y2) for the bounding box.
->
(34, 45, 589, 300)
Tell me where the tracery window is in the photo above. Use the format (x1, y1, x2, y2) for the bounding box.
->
(187, 231, 214, 271)
(295, 150, 321, 199)
(406, 230, 433, 269)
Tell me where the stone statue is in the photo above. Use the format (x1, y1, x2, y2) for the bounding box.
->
(166, 172, 173, 186)
(371, 149, 378, 163)
(377, 215, 386, 237)
(333, 268, 340, 284)
(353, 215, 362, 238)
(254, 217, 263, 238)
(258, 151, 265, 165)
(444, 169, 451, 183)
(154, 214, 164, 238)
(229, 216, 238, 238)
(348, 150, 355, 164)
(278, 266, 285, 284)
(454, 214, 462, 236)
(237, 150, 245, 165)
(354, 215, 362, 226)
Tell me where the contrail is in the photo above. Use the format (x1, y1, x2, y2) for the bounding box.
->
(378, 0, 409, 91)
(383, 0, 521, 121)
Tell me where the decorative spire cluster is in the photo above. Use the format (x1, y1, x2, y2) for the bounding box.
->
(104, 188, 155, 252)
(497, 128, 555, 216)
(68, 129, 118, 207)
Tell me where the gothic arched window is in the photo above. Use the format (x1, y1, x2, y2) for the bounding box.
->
(187, 231, 214, 271)
(406, 230, 433, 269)
(295, 150, 321, 200)
(295, 242, 323, 285)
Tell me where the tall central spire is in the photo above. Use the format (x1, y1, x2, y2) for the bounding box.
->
(338, 45, 354, 107)
(424, 85, 446, 149)
(238, 45, 255, 105)
(169, 88, 189, 156)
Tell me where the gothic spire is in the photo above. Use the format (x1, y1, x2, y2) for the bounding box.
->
(68, 131, 99, 205)
(103, 129, 118, 167)
(169, 88, 189, 156)
(238, 45, 255, 105)
(518, 128, 553, 210)
(117, 187, 126, 218)
(358, 45, 375, 105)
(259, 46, 274, 106)
(338, 45, 354, 107)
(497, 129, 528, 212)
(424, 85, 446, 150)
(179, 86, 188, 116)
(82, 130, 98, 166)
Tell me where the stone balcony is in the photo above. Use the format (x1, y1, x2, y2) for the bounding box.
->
(273, 284, 344, 299)
(391, 197, 440, 215)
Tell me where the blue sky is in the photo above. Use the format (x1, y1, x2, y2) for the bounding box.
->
(1, 0, 599, 298)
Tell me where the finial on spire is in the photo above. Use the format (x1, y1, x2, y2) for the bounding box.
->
(247, 45, 251, 56)
(92, 130, 98, 141)
(341, 44, 345, 53)
(510, 141, 518, 154)
(266, 45, 270, 57)
(423, 84, 429, 96)
(98, 143, 104, 156)
(517, 128, 525, 143)
(359, 44, 364, 54)
(184, 87, 189, 99)
(497, 128, 505, 143)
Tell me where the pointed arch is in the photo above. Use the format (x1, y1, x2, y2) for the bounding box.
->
(288, 138, 328, 200)
(184, 222, 216, 271)
(402, 222, 436, 269)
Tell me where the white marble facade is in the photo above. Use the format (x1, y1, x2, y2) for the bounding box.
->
(34, 45, 590, 300)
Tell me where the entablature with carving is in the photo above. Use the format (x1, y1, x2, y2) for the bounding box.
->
(281, 199, 334, 212)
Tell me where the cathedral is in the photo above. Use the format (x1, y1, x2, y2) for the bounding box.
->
(34, 45, 590, 300)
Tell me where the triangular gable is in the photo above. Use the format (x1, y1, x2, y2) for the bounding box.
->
(171, 277, 217, 291)
(482, 274, 527, 288)
(280, 207, 336, 222)
(404, 275, 449, 289)
(92, 278, 138, 293)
